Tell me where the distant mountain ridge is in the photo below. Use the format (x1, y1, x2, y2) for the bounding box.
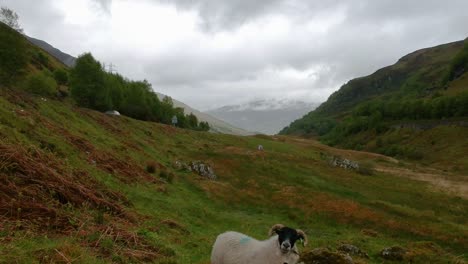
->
(26, 36, 76, 67)
(156, 93, 254, 136)
(26, 36, 250, 135)
(207, 99, 319, 135)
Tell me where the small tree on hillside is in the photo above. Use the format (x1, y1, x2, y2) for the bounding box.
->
(0, 7, 23, 33)
(70, 53, 110, 111)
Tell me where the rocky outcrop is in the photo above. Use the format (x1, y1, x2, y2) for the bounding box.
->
(329, 156, 359, 170)
(174, 160, 217, 180)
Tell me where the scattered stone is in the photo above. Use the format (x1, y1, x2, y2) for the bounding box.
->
(380, 246, 407, 261)
(301, 248, 353, 264)
(188, 161, 216, 180)
(174, 160, 217, 180)
(329, 156, 359, 170)
(338, 244, 369, 259)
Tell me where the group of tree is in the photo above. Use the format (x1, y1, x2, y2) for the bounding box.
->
(70, 53, 209, 131)
(0, 5, 209, 132)
(0, 20, 27, 85)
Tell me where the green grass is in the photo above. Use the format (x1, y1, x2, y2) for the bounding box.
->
(0, 90, 467, 263)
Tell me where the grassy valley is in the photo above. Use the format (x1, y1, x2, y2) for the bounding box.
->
(0, 21, 467, 263)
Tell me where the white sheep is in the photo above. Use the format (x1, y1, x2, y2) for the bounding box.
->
(211, 224, 308, 264)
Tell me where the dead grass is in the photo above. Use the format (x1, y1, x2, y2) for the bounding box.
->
(0, 144, 126, 230)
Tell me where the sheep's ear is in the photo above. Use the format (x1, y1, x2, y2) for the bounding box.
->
(296, 229, 308, 246)
(269, 224, 284, 236)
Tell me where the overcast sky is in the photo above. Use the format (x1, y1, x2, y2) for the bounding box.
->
(3, 0, 468, 110)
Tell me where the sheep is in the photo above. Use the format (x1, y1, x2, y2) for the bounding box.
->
(211, 224, 308, 264)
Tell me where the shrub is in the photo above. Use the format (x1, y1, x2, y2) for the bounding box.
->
(146, 161, 158, 174)
(53, 68, 68, 85)
(24, 71, 57, 96)
(36, 51, 49, 68)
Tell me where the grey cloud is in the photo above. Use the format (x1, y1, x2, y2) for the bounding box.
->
(3, 0, 468, 110)
(158, 0, 284, 31)
(91, 0, 113, 14)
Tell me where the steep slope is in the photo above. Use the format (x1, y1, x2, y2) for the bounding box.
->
(207, 99, 319, 135)
(281, 39, 468, 171)
(26, 36, 76, 67)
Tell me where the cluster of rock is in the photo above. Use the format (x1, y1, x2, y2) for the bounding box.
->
(329, 156, 359, 170)
(174, 160, 217, 180)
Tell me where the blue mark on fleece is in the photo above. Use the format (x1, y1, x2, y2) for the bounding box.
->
(239, 237, 252, 244)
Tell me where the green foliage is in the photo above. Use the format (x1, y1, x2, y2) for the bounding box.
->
(35, 51, 49, 68)
(0, 22, 28, 85)
(282, 40, 466, 137)
(53, 68, 68, 85)
(444, 40, 468, 84)
(24, 70, 57, 96)
(69, 52, 209, 131)
(198, 121, 210, 131)
(70, 53, 110, 111)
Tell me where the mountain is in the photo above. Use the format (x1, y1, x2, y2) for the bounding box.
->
(1, 21, 467, 263)
(26, 36, 76, 67)
(156, 93, 253, 136)
(281, 39, 468, 171)
(207, 99, 319, 135)
(25, 35, 249, 135)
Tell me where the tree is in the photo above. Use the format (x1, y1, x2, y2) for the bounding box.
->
(70, 53, 110, 111)
(0, 7, 23, 33)
(53, 69, 69, 85)
(199, 121, 210, 131)
(0, 22, 27, 85)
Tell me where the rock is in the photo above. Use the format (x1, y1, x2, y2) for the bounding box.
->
(188, 161, 216, 180)
(301, 248, 353, 264)
(174, 160, 185, 170)
(338, 244, 369, 259)
(174, 160, 216, 180)
(380, 246, 407, 261)
(329, 156, 359, 170)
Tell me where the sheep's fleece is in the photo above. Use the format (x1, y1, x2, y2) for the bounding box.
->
(211, 231, 300, 264)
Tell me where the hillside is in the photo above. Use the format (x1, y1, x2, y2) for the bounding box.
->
(281, 39, 468, 172)
(156, 93, 253, 136)
(26, 36, 76, 67)
(207, 99, 319, 135)
(0, 22, 467, 263)
(24, 35, 249, 136)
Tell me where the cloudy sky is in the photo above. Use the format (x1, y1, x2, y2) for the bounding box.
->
(3, 0, 468, 110)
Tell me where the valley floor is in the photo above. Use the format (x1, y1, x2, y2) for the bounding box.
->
(0, 90, 467, 263)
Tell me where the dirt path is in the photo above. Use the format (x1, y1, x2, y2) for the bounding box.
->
(281, 136, 468, 199)
(375, 166, 468, 199)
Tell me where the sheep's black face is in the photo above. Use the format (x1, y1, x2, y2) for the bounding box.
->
(275, 227, 301, 253)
